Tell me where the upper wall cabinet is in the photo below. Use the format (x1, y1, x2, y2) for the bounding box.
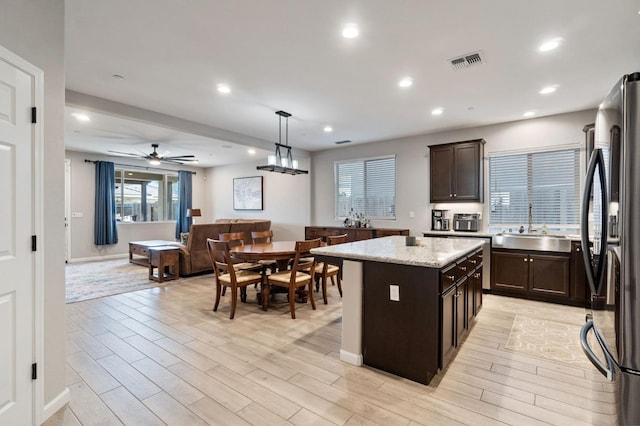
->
(429, 139, 485, 203)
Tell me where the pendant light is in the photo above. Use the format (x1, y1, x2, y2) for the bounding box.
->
(256, 110, 308, 175)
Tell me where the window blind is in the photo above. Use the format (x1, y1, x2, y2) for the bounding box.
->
(335, 156, 396, 219)
(489, 148, 580, 227)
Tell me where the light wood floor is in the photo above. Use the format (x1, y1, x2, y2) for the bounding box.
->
(45, 275, 615, 425)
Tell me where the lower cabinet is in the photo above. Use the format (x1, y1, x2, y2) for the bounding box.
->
(361, 247, 483, 383)
(362, 262, 440, 385)
(492, 249, 570, 301)
(440, 248, 483, 369)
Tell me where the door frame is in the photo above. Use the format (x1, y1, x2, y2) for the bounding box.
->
(65, 159, 71, 263)
(0, 45, 46, 425)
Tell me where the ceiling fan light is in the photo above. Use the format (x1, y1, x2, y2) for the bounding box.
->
(148, 159, 161, 166)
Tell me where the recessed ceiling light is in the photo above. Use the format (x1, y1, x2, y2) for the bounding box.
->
(248, 148, 256, 155)
(523, 111, 536, 117)
(324, 126, 333, 133)
(217, 84, 231, 94)
(342, 24, 359, 39)
(71, 112, 90, 122)
(398, 77, 413, 88)
(538, 38, 562, 52)
(112, 74, 125, 80)
(431, 107, 444, 116)
(539, 86, 557, 95)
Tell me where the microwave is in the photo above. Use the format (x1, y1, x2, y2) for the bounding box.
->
(453, 213, 479, 232)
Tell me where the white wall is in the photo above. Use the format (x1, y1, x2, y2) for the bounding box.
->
(205, 158, 311, 241)
(311, 109, 596, 236)
(65, 150, 206, 261)
(0, 0, 66, 417)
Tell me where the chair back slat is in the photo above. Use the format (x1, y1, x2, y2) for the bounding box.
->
(251, 230, 273, 244)
(219, 232, 245, 248)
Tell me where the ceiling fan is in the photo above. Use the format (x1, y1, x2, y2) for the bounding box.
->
(108, 143, 197, 165)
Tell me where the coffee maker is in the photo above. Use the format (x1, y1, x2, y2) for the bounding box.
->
(432, 209, 449, 231)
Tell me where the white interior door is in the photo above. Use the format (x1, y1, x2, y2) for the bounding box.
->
(0, 53, 34, 424)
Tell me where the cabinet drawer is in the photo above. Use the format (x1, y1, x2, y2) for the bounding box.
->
(131, 246, 149, 257)
(440, 261, 466, 291)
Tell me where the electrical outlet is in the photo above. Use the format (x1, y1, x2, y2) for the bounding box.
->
(389, 285, 400, 301)
(409, 211, 415, 218)
(71, 212, 83, 218)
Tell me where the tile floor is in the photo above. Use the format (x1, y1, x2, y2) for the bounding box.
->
(44, 276, 615, 425)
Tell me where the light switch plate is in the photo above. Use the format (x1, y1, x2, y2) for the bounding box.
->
(71, 212, 83, 218)
(389, 285, 400, 301)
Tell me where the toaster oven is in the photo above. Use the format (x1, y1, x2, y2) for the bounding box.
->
(453, 213, 479, 232)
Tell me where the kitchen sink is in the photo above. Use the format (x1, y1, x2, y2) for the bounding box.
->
(492, 233, 572, 253)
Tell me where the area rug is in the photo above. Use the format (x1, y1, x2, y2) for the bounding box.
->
(504, 314, 593, 368)
(65, 258, 187, 303)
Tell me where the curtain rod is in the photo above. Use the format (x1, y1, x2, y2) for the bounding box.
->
(84, 159, 196, 175)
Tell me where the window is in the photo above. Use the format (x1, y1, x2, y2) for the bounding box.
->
(489, 148, 580, 230)
(114, 169, 179, 222)
(335, 155, 396, 220)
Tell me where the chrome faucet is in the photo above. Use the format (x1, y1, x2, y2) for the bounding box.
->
(528, 203, 534, 233)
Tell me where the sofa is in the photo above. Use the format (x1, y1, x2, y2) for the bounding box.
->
(177, 219, 271, 276)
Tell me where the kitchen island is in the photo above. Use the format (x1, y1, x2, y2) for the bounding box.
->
(311, 236, 484, 385)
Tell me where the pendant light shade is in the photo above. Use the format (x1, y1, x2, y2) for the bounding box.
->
(256, 110, 308, 175)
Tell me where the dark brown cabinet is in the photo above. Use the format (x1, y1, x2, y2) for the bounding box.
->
(492, 249, 570, 301)
(305, 226, 409, 242)
(429, 139, 485, 203)
(440, 248, 482, 369)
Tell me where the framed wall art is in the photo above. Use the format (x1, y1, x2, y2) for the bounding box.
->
(233, 176, 263, 210)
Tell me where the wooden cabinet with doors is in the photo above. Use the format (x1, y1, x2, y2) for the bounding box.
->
(429, 139, 485, 202)
(492, 249, 570, 302)
(304, 226, 409, 242)
(440, 248, 483, 369)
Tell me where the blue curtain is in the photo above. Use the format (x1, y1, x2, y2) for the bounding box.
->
(175, 170, 193, 239)
(94, 161, 119, 245)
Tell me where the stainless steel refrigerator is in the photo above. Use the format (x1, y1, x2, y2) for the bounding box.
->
(580, 72, 640, 425)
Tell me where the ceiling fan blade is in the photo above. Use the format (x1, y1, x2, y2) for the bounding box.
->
(107, 150, 141, 157)
(161, 159, 185, 165)
(163, 155, 196, 160)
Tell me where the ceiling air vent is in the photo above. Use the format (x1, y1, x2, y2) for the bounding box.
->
(335, 140, 352, 145)
(448, 51, 485, 70)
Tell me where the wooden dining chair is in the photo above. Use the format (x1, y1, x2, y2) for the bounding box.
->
(262, 238, 321, 319)
(313, 234, 347, 303)
(206, 239, 263, 319)
(219, 232, 263, 271)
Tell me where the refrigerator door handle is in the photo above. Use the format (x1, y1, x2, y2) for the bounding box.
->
(581, 320, 615, 381)
(581, 148, 609, 296)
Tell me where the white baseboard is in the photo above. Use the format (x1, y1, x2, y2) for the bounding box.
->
(67, 253, 129, 263)
(340, 349, 363, 366)
(41, 387, 70, 424)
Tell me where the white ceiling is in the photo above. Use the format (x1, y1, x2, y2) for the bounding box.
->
(64, 0, 640, 167)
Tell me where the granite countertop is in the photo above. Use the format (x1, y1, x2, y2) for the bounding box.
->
(423, 230, 585, 241)
(422, 230, 494, 238)
(310, 235, 484, 268)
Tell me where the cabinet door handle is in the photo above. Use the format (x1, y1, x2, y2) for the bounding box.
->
(447, 275, 455, 281)
(470, 260, 477, 264)
(449, 194, 453, 198)
(524, 258, 528, 262)
(454, 193, 457, 197)
(577, 247, 581, 252)
(459, 266, 467, 271)
(530, 258, 534, 262)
